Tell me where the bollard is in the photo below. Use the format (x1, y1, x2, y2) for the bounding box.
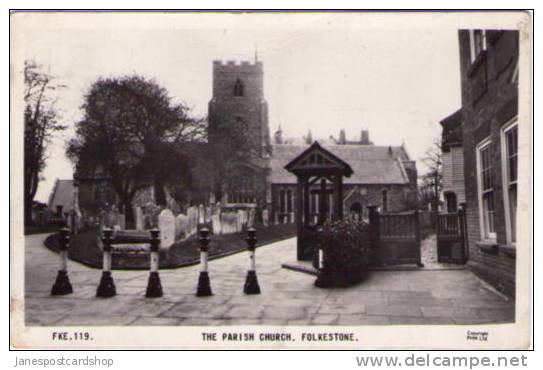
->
(51, 228, 73, 295)
(145, 229, 163, 298)
(196, 227, 213, 297)
(96, 228, 116, 298)
(243, 227, 261, 295)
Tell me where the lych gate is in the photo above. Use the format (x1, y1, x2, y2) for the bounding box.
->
(284, 142, 353, 260)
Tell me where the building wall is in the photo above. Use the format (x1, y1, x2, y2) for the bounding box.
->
(442, 145, 466, 206)
(459, 30, 518, 297)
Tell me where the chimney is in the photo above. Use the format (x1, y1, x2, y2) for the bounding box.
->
(361, 130, 370, 145)
(339, 129, 346, 145)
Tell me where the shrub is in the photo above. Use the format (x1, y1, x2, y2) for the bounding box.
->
(314, 219, 372, 288)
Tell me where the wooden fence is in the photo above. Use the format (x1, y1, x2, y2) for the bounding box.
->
(370, 207, 423, 267)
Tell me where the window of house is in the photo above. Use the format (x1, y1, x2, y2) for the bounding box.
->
(476, 140, 496, 240)
(233, 79, 244, 97)
(469, 30, 487, 62)
(381, 190, 388, 213)
(501, 118, 518, 244)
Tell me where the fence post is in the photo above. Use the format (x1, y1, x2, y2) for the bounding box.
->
(367, 206, 380, 265)
(414, 209, 424, 267)
(145, 228, 163, 298)
(51, 227, 73, 295)
(196, 227, 213, 297)
(96, 228, 116, 298)
(243, 227, 261, 294)
(458, 206, 468, 263)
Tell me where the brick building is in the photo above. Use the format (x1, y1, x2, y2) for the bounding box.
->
(458, 30, 519, 297)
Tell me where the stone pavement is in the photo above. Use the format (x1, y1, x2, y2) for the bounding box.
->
(25, 233, 514, 326)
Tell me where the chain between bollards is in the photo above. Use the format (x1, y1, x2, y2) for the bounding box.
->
(243, 227, 261, 295)
(96, 228, 116, 298)
(145, 228, 163, 298)
(51, 227, 73, 296)
(196, 227, 213, 297)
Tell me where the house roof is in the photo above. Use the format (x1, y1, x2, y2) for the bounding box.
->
(440, 109, 463, 150)
(47, 179, 75, 212)
(270, 143, 411, 185)
(284, 142, 354, 177)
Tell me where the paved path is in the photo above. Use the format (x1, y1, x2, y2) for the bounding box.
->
(25, 233, 514, 326)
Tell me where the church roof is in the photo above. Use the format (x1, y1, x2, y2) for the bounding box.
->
(270, 143, 411, 185)
(47, 179, 75, 212)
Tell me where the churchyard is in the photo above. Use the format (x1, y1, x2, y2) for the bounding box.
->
(44, 203, 295, 269)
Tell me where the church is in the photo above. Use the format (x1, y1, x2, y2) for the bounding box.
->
(72, 58, 418, 223)
(208, 59, 419, 222)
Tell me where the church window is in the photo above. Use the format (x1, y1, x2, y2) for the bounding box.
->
(233, 79, 244, 97)
(286, 190, 293, 213)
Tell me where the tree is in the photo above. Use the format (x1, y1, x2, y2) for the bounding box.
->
(24, 60, 66, 226)
(420, 138, 443, 211)
(68, 75, 205, 221)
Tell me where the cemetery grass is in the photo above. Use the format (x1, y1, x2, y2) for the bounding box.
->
(24, 224, 65, 235)
(44, 224, 296, 270)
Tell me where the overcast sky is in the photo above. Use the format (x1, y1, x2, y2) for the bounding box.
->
(16, 13, 466, 202)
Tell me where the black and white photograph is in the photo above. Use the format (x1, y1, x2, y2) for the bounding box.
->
(10, 11, 532, 349)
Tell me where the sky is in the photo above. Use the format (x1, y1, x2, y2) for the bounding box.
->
(14, 12, 463, 202)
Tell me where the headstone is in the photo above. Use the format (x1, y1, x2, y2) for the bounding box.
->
(134, 206, 144, 230)
(118, 214, 126, 230)
(205, 206, 212, 223)
(198, 204, 205, 224)
(187, 206, 198, 236)
(212, 202, 221, 215)
(262, 209, 269, 227)
(158, 209, 175, 250)
(175, 213, 188, 240)
(211, 214, 221, 235)
(237, 210, 244, 232)
(247, 208, 256, 228)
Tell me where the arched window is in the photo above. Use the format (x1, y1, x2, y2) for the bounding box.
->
(382, 190, 388, 213)
(233, 79, 244, 97)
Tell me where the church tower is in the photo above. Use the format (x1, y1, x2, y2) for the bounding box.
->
(208, 60, 271, 156)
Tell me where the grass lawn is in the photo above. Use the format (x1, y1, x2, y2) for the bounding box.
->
(44, 224, 296, 270)
(25, 224, 65, 235)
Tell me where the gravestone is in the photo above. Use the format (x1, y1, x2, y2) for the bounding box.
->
(134, 207, 144, 230)
(247, 208, 256, 228)
(198, 204, 205, 224)
(205, 206, 212, 223)
(187, 206, 198, 236)
(158, 209, 175, 250)
(262, 209, 269, 227)
(175, 213, 188, 240)
(118, 214, 126, 230)
(211, 214, 221, 235)
(212, 202, 221, 216)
